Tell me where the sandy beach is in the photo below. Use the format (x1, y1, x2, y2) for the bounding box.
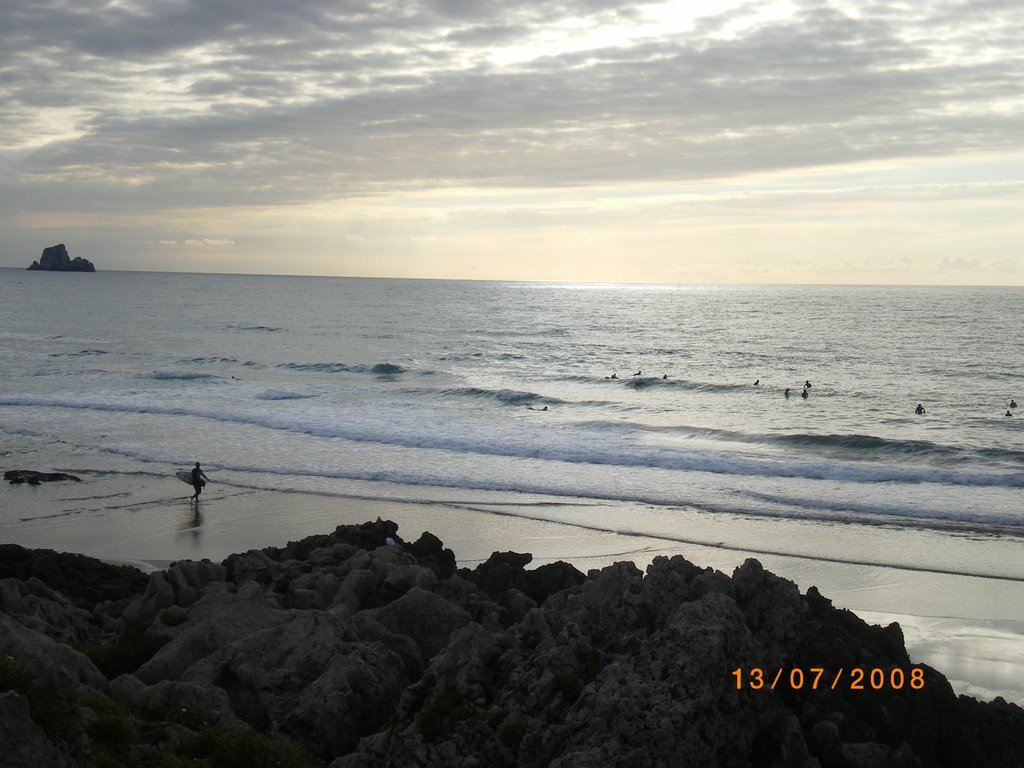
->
(3, 464, 1023, 707)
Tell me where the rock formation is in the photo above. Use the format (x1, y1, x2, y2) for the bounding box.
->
(5, 470, 82, 485)
(0, 520, 1021, 767)
(27, 244, 96, 272)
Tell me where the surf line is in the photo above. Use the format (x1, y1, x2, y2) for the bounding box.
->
(446, 503, 1024, 585)
(23, 466, 1014, 584)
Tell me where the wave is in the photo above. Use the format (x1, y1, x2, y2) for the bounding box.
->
(225, 324, 282, 332)
(2, 395, 1021, 490)
(608, 377, 759, 395)
(49, 349, 109, 357)
(370, 363, 404, 375)
(775, 433, 934, 452)
(255, 390, 315, 401)
(179, 356, 240, 365)
(30, 367, 112, 378)
(441, 387, 559, 405)
(582, 420, 1024, 466)
(278, 361, 407, 376)
(280, 362, 351, 374)
(769, 432, 1024, 464)
(440, 352, 527, 362)
(563, 374, 755, 394)
(146, 370, 218, 380)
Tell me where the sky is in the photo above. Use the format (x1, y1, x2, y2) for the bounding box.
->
(2, 0, 1023, 285)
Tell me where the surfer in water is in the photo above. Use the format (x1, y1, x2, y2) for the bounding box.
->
(915, 403, 926, 415)
(784, 388, 790, 399)
(190, 462, 209, 501)
(1010, 400, 1018, 408)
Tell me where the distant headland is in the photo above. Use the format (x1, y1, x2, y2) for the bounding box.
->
(27, 243, 96, 272)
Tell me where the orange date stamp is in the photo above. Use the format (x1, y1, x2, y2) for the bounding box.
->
(730, 667, 924, 691)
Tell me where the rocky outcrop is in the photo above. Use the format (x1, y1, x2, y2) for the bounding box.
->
(5, 470, 82, 485)
(0, 543, 147, 609)
(27, 244, 95, 272)
(0, 519, 1021, 768)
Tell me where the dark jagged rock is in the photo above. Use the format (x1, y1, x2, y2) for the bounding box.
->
(26, 244, 95, 272)
(0, 543, 147, 609)
(460, 551, 587, 609)
(522, 560, 587, 605)
(4, 470, 82, 485)
(463, 551, 535, 600)
(404, 531, 457, 578)
(1, 523, 1022, 768)
(0, 691, 67, 767)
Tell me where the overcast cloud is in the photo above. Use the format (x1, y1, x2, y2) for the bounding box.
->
(2, 0, 1022, 282)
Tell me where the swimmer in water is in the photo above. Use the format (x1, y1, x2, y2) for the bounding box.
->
(915, 403, 926, 415)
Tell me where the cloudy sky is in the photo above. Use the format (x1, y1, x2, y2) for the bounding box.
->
(2, 0, 1022, 284)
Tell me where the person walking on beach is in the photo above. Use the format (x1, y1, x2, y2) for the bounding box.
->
(190, 462, 209, 501)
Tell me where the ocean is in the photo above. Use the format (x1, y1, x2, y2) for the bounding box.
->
(1, 270, 1022, 571)
(5, 268, 1024, 703)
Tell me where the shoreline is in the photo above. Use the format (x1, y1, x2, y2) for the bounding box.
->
(3, 468, 1024, 705)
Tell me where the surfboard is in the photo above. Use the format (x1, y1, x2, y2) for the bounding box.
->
(176, 470, 205, 487)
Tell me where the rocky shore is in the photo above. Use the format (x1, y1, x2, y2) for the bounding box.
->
(1, 520, 1022, 768)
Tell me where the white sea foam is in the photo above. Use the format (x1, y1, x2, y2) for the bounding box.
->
(1, 394, 1021, 494)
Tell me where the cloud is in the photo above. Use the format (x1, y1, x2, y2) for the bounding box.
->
(0, 0, 1022, 282)
(4, 2, 1023, 203)
(938, 256, 980, 270)
(182, 239, 235, 246)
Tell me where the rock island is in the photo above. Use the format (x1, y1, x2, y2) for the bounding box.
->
(27, 244, 96, 272)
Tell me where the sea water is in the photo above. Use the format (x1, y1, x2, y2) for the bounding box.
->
(0, 269, 1021, 572)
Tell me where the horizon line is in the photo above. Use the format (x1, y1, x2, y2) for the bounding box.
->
(1, 265, 1020, 289)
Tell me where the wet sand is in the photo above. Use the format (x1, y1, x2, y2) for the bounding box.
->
(2, 467, 1023, 705)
